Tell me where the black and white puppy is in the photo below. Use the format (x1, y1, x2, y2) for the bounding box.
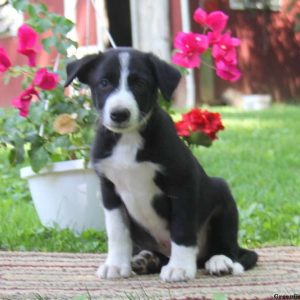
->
(65, 48, 258, 282)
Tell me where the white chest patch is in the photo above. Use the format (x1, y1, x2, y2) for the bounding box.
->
(95, 132, 170, 245)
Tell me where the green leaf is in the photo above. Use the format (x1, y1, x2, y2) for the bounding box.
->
(37, 19, 53, 32)
(42, 36, 57, 53)
(8, 147, 25, 166)
(28, 147, 50, 173)
(27, 4, 37, 18)
(56, 42, 68, 55)
(3, 74, 11, 85)
(10, 0, 30, 11)
(26, 133, 44, 149)
(36, 3, 48, 14)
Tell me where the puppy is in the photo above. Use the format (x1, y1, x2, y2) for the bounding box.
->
(65, 48, 258, 282)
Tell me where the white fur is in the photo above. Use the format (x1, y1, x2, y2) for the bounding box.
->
(96, 207, 133, 279)
(205, 255, 244, 276)
(103, 52, 139, 132)
(160, 242, 198, 282)
(95, 132, 170, 250)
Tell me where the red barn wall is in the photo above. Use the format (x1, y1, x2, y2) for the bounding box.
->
(170, 0, 300, 103)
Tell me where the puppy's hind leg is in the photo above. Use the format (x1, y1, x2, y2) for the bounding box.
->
(204, 178, 247, 276)
(131, 250, 169, 275)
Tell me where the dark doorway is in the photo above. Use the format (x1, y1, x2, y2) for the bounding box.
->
(105, 0, 132, 47)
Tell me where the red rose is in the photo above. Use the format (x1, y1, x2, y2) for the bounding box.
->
(0, 47, 11, 73)
(12, 85, 39, 117)
(17, 24, 42, 67)
(34, 68, 59, 90)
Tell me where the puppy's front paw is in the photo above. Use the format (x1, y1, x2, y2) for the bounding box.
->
(160, 264, 196, 282)
(96, 263, 132, 279)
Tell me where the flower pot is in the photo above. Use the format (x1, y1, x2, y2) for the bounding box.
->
(242, 94, 272, 110)
(20, 159, 105, 234)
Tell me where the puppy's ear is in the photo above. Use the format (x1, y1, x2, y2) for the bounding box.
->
(148, 53, 181, 101)
(64, 53, 101, 87)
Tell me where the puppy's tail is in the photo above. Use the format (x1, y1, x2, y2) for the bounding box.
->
(238, 247, 258, 270)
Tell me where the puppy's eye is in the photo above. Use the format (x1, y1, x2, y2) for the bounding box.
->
(99, 79, 112, 89)
(129, 75, 147, 88)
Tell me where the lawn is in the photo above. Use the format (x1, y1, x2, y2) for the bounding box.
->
(0, 104, 299, 252)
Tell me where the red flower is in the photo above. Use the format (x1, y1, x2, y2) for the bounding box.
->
(182, 108, 206, 130)
(175, 108, 224, 143)
(172, 32, 209, 68)
(175, 120, 191, 137)
(201, 110, 225, 140)
(17, 24, 42, 67)
(34, 68, 59, 90)
(12, 85, 39, 117)
(0, 47, 11, 73)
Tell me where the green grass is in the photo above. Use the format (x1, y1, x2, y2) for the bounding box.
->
(0, 105, 299, 252)
(195, 105, 300, 247)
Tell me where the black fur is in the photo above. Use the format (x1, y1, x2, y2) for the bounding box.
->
(65, 48, 258, 276)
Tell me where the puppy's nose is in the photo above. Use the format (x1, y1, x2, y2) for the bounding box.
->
(110, 108, 131, 123)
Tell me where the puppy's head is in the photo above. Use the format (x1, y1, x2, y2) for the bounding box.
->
(65, 48, 181, 133)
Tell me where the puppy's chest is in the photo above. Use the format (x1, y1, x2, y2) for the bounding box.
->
(96, 133, 169, 242)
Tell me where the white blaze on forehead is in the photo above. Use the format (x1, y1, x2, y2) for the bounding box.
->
(102, 51, 140, 132)
(119, 52, 130, 90)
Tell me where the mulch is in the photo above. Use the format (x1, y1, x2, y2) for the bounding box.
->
(0, 246, 299, 300)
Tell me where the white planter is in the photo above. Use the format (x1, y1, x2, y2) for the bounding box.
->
(242, 94, 272, 110)
(20, 159, 105, 234)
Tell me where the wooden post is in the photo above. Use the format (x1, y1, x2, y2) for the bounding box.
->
(130, 0, 171, 61)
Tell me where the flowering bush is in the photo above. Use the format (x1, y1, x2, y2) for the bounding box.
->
(172, 8, 241, 82)
(173, 7, 241, 146)
(0, 1, 96, 172)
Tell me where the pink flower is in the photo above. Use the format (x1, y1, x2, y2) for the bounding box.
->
(34, 68, 59, 90)
(207, 31, 221, 45)
(215, 60, 241, 82)
(172, 32, 208, 68)
(212, 32, 240, 64)
(174, 32, 209, 54)
(17, 24, 42, 67)
(12, 85, 39, 117)
(0, 47, 11, 73)
(206, 11, 229, 32)
(172, 51, 201, 68)
(193, 8, 207, 26)
(193, 8, 229, 32)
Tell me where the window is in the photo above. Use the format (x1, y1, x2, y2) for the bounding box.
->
(229, 0, 281, 11)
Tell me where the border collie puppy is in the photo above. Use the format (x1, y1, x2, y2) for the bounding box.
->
(65, 48, 258, 282)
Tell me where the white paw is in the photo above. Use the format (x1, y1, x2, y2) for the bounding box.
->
(96, 263, 132, 279)
(205, 255, 244, 276)
(160, 264, 196, 282)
